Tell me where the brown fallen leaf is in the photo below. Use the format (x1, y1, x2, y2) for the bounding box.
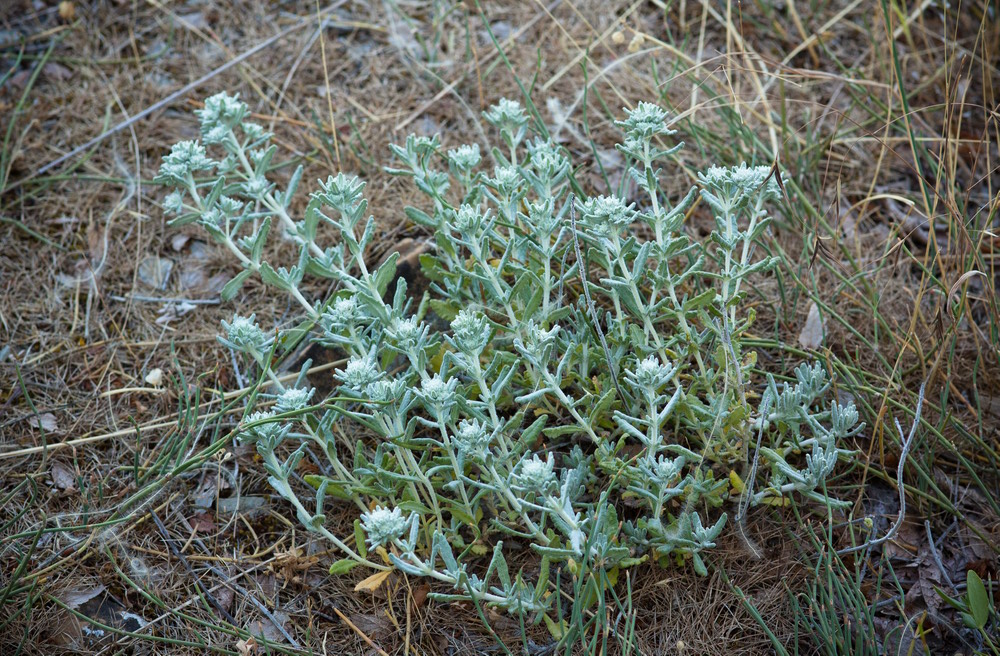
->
(412, 583, 430, 609)
(49, 462, 77, 491)
(236, 636, 258, 655)
(354, 569, 393, 593)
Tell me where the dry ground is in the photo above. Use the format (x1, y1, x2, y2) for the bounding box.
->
(1, 0, 998, 654)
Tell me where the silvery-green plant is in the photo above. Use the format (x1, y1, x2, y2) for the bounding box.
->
(157, 92, 863, 639)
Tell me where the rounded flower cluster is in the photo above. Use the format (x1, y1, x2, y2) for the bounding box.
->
(525, 198, 560, 234)
(579, 195, 636, 236)
(156, 140, 214, 185)
(447, 144, 481, 173)
(336, 354, 382, 390)
(196, 92, 248, 144)
(221, 314, 269, 352)
(514, 453, 556, 493)
(486, 165, 523, 198)
(452, 419, 492, 459)
(386, 316, 423, 350)
(451, 204, 485, 237)
(360, 506, 410, 548)
(275, 387, 315, 413)
(316, 172, 366, 210)
(626, 356, 676, 392)
(615, 101, 671, 140)
(528, 139, 569, 181)
(450, 309, 490, 356)
(482, 98, 528, 133)
(417, 375, 459, 413)
(239, 410, 288, 447)
(698, 163, 781, 208)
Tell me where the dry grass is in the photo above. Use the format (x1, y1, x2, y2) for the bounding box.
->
(1, 0, 998, 654)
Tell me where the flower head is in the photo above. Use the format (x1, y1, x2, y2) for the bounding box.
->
(486, 165, 523, 198)
(239, 410, 288, 447)
(615, 102, 672, 141)
(483, 98, 528, 133)
(450, 309, 490, 356)
(579, 195, 635, 236)
(447, 144, 481, 173)
(336, 353, 382, 391)
(514, 453, 556, 492)
(527, 139, 569, 181)
(453, 419, 491, 459)
(386, 316, 424, 350)
(275, 387, 315, 413)
(451, 204, 486, 237)
(525, 198, 560, 234)
(360, 506, 410, 548)
(220, 314, 269, 352)
(196, 92, 248, 144)
(626, 356, 676, 392)
(156, 140, 214, 185)
(698, 163, 781, 208)
(316, 172, 366, 210)
(416, 374, 459, 414)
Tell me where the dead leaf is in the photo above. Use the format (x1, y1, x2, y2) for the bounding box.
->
(27, 412, 58, 432)
(137, 255, 173, 289)
(49, 462, 76, 491)
(354, 569, 393, 593)
(188, 513, 216, 533)
(412, 583, 430, 608)
(250, 610, 290, 644)
(236, 636, 258, 655)
(43, 62, 72, 81)
(60, 585, 106, 609)
(798, 302, 825, 349)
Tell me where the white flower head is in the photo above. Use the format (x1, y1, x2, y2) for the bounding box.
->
(221, 314, 269, 352)
(453, 419, 491, 458)
(417, 374, 459, 412)
(527, 138, 568, 180)
(336, 353, 382, 391)
(451, 204, 485, 236)
(275, 387, 315, 413)
(360, 506, 410, 548)
(450, 309, 490, 356)
(197, 92, 248, 143)
(156, 140, 214, 185)
(626, 356, 676, 391)
(615, 101, 672, 141)
(580, 195, 636, 232)
(447, 143, 481, 173)
(324, 296, 362, 328)
(486, 165, 523, 198)
(483, 98, 528, 132)
(364, 378, 405, 405)
(240, 410, 287, 446)
(316, 172, 366, 210)
(525, 197, 559, 234)
(386, 316, 423, 350)
(163, 190, 186, 215)
(514, 453, 556, 492)
(698, 162, 781, 207)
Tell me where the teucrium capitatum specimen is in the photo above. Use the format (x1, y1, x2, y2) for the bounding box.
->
(157, 92, 863, 630)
